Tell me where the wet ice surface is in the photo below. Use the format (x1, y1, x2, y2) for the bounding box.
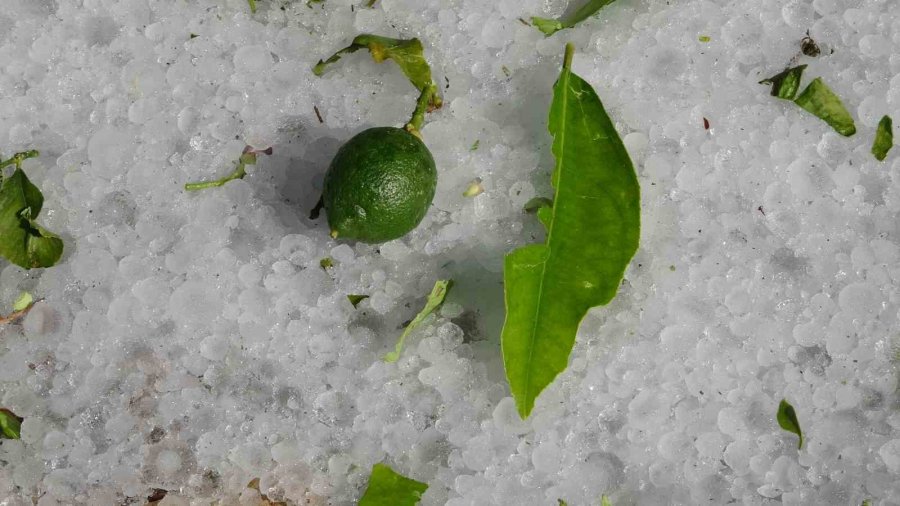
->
(1, 0, 899, 504)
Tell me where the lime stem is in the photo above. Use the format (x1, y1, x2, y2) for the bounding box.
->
(405, 83, 440, 136)
(563, 43, 575, 70)
(247, 0, 257, 13)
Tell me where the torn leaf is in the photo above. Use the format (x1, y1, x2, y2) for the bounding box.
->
(793, 78, 856, 136)
(759, 65, 807, 100)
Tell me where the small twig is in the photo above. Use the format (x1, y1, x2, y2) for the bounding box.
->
(314, 105, 324, 123)
(184, 146, 272, 191)
(405, 83, 441, 137)
(518, 17, 531, 26)
(0, 299, 43, 326)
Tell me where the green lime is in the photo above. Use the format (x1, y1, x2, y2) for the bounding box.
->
(323, 127, 437, 243)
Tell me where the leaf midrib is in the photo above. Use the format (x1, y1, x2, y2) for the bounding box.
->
(521, 66, 572, 413)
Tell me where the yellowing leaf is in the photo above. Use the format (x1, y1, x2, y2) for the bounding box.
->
(313, 34, 442, 133)
(501, 44, 640, 418)
(314, 35, 439, 107)
(13, 292, 33, 312)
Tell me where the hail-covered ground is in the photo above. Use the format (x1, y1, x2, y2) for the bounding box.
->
(0, 0, 899, 504)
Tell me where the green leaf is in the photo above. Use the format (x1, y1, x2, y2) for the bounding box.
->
(861, 500, 872, 506)
(759, 65, 807, 100)
(13, 292, 33, 312)
(348, 294, 369, 308)
(776, 399, 803, 450)
(501, 44, 640, 419)
(872, 115, 893, 161)
(601, 495, 613, 506)
(698, 35, 710, 43)
(793, 78, 856, 137)
(384, 280, 452, 363)
(320, 257, 334, 270)
(358, 463, 428, 506)
(247, 0, 256, 13)
(0, 408, 22, 439)
(558, 501, 568, 506)
(0, 169, 64, 270)
(531, 0, 618, 36)
(470, 139, 480, 151)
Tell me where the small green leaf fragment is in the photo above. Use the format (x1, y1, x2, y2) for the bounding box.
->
(463, 178, 484, 197)
(320, 257, 334, 270)
(348, 294, 369, 308)
(777, 399, 804, 449)
(13, 292, 33, 312)
(531, 17, 565, 36)
(247, 0, 256, 13)
(759, 65, 807, 100)
(793, 77, 856, 137)
(0, 409, 22, 439)
(698, 35, 710, 42)
(530, 0, 618, 36)
(861, 500, 872, 506)
(0, 168, 64, 270)
(872, 115, 893, 161)
(558, 501, 568, 506)
(470, 139, 480, 151)
(358, 463, 428, 506)
(384, 280, 452, 363)
(502, 44, 640, 418)
(601, 496, 613, 506)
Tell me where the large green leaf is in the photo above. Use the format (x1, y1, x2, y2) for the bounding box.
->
(501, 44, 640, 418)
(358, 463, 428, 506)
(0, 169, 63, 270)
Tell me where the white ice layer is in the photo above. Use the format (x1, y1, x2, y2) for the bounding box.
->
(0, 0, 899, 504)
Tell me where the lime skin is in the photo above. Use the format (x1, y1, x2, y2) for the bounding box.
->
(324, 127, 437, 243)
